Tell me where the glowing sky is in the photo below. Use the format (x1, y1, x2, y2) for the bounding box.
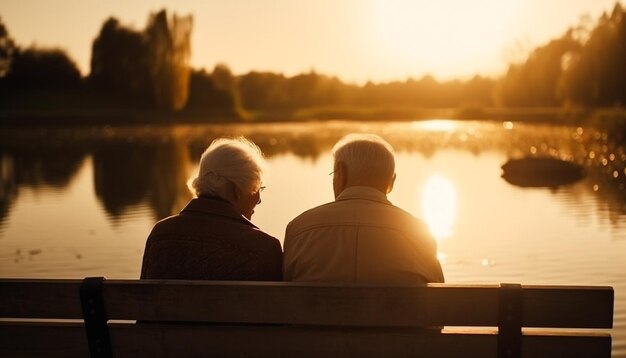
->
(1, 0, 620, 83)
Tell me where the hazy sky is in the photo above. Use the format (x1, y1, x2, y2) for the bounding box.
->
(1, 0, 620, 83)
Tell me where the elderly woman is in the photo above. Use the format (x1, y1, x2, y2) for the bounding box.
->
(140, 137, 282, 281)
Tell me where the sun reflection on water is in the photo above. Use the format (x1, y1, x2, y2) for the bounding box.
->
(411, 119, 458, 132)
(421, 174, 457, 241)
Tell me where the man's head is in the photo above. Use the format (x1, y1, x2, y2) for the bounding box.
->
(331, 134, 396, 198)
(188, 137, 267, 219)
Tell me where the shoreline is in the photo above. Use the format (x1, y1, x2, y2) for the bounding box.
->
(1, 106, 623, 126)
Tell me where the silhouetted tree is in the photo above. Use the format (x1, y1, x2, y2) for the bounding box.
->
(462, 75, 496, 106)
(496, 2, 625, 108)
(185, 66, 238, 112)
(559, 3, 626, 106)
(496, 34, 579, 107)
(317, 75, 355, 105)
(90, 10, 192, 110)
(90, 18, 151, 105)
(211, 64, 240, 109)
(3, 47, 82, 90)
(288, 71, 323, 108)
(145, 10, 193, 111)
(354, 75, 468, 108)
(237, 70, 494, 110)
(238, 71, 289, 109)
(0, 17, 16, 78)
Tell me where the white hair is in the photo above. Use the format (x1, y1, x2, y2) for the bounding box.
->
(332, 133, 395, 181)
(188, 137, 267, 198)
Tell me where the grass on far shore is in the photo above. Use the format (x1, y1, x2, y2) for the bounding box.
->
(1, 89, 625, 129)
(245, 104, 626, 125)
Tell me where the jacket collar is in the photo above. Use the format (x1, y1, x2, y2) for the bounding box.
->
(335, 186, 391, 205)
(181, 196, 258, 228)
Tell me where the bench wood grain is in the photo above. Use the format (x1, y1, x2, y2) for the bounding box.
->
(0, 279, 614, 357)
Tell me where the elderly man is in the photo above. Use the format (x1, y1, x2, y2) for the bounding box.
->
(283, 134, 444, 284)
(141, 137, 282, 281)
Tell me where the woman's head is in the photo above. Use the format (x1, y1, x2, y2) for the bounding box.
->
(188, 137, 267, 219)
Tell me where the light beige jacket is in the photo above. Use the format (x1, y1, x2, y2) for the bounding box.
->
(283, 186, 445, 284)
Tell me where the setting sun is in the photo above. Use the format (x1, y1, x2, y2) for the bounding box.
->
(1, 0, 619, 82)
(370, 0, 522, 79)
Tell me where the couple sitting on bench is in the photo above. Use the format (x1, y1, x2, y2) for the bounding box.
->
(1, 135, 614, 358)
(140, 133, 444, 285)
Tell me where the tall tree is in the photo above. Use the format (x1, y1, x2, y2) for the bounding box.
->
(145, 10, 193, 111)
(90, 18, 151, 104)
(185, 66, 239, 112)
(496, 33, 580, 107)
(0, 17, 16, 78)
(238, 71, 289, 109)
(90, 10, 193, 110)
(560, 3, 625, 106)
(4, 47, 81, 90)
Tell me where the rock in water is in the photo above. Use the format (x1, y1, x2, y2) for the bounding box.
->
(501, 157, 586, 187)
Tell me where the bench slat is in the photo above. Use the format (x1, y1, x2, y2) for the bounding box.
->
(0, 322, 88, 357)
(523, 285, 614, 328)
(0, 279, 83, 319)
(0, 280, 613, 328)
(0, 322, 612, 358)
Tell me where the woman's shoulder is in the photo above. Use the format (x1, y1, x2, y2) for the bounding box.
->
(247, 227, 281, 249)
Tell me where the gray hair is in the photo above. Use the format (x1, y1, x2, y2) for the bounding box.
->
(188, 137, 267, 197)
(332, 133, 395, 181)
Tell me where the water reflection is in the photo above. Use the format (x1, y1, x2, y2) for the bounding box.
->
(0, 136, 192, 225)
(411, 119, 458, 132)
(6, 146, 86, 188)
(188, 130, 330, 161)
(0, 155, 17, 225)
(92, 139, 191, 220)
(0, 120, 624, 229)
(421, 174, 457, 241)
(0, 146, 87, 224)
(93, 144, 152, 217)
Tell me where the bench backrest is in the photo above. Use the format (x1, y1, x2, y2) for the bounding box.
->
(0, 279, 614, 357)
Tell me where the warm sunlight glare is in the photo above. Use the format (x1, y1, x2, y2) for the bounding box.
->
(370, 0, 521, 77)
(411, 119, 458, 132)
(422, 174, 457, 241)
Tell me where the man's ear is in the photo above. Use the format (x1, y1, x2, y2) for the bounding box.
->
(386, 173, 396, 194)
(333, 161, 348, 198)
(335, 161, 347, 182)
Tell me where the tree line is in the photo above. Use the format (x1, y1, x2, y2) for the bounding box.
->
(0, 3, 624, 117)
(498, 3, 626, 107)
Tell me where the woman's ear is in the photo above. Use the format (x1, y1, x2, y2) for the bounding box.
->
(230, 181, 241, 199)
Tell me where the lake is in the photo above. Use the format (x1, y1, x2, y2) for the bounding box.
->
(0, 119, 625, 356)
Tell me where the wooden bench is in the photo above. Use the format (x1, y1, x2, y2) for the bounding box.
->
(0, 278, 614, 357)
